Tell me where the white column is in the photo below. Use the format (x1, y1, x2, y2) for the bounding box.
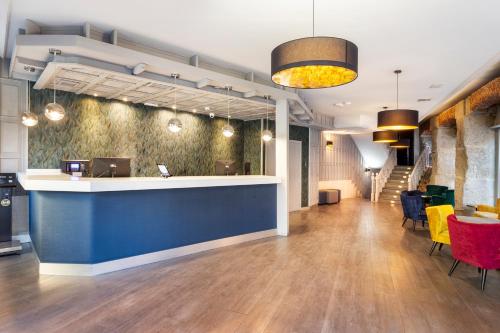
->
(275, 98, 289, 236)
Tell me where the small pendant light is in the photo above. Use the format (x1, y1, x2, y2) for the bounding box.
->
(222, 86, 234, 138)
(22, 80, 38, 127)
(167, 74, 183, 133)
(262, 95, 273, 142)
(377, 70, 418, 130)
(44, 50, 65, 121)
(390, 139, 410, 149)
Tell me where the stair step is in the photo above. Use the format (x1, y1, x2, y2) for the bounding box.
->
(378, 197, 401, 204)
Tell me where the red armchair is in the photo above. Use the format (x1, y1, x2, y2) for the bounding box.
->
(447, 214, 500, 291)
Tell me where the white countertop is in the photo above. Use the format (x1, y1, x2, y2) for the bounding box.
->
(17, 170, 281, 192)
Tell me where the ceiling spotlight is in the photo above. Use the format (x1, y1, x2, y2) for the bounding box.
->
(93, 93, 98, 97)
(144, 102, 158, 107)
(204, 106, 210, 111)
(192, 108, 197, 113)
(122, 97, 128, 102)
(345, 101, 352, 105)
(209, 112, 215, 118)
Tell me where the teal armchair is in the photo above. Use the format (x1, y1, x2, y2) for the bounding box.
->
(431, 189, 455, 207)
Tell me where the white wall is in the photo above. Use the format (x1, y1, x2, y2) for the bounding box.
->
(319, 133, 366, 199)
(351, 133, 389, 169)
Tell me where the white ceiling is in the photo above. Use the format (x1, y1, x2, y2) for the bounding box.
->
(3, 0, 500, 126)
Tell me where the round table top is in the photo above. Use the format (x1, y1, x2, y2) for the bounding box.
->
(456, 215, 500, 224)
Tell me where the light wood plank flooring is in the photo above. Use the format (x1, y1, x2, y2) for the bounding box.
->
(1, 199, 499, 332)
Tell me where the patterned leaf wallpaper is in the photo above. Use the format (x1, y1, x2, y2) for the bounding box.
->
(28, 89, 245, 176)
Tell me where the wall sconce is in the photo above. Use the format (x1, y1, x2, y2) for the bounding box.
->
(326, 140, 333, 150)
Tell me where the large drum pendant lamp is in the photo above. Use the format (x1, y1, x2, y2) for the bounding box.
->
(271, 0, 358, 89)
(373, 131, 398, 143)
(377, 70, 418, 130)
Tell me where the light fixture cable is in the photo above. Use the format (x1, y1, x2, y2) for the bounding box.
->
(226, 86, 230, 124)
(312, 0, 315, 37)
(265, 96, 269, 130)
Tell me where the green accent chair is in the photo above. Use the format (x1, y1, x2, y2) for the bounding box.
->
(425, 185, 448, 196)
(430, 189, 455, 207)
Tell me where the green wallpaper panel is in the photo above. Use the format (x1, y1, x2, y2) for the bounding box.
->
(28, 89, 244, 176)
(243, 119, 263, 175)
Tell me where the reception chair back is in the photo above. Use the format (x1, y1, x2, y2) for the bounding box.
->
(447, 214, 500, 290)
(425, 205, 454, 255)
(431, 189, 455, 207)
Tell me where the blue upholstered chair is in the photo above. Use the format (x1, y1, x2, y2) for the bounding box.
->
(400, 191, 427, 231)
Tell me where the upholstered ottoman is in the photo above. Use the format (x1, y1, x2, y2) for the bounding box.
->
(319, 189, 340, 204)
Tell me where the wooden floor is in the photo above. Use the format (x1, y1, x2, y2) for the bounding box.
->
(1, 199, 500, 333)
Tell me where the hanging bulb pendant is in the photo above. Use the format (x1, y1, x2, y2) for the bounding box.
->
(44, 51, 65, 122)
(222, 86, 234, 138)
(22, 81, 38, 127)
(168, 74, 183, 133)
(262, 95, 273, 141)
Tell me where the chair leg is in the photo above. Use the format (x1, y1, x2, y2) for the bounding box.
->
(429, 241, 438, 256)
(412, 219, 416, 231)
(402, 217, 408, 227)
(422, 220, 425, 228)
(478, 267, 481, 274)
(481, 269, 488, 291)
(438, 243, 444, 251)
(448, 259, 460, 276)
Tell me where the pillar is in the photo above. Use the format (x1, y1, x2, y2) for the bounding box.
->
(275, 98, 289, 236)
(430, 116, 456, 188)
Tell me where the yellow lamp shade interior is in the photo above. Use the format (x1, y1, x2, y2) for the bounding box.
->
(272, 65, 357, 89)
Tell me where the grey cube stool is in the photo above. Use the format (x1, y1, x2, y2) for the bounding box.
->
(319, 189, 341, 204)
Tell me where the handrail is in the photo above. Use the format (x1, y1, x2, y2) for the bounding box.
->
(408, 146, 431, 191)
(371, 149, 397, 202)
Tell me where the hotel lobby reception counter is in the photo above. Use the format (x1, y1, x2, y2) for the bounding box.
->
(18, 173, 281, 276)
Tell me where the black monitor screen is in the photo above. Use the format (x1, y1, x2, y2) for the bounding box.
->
(91, 158, 131, 178)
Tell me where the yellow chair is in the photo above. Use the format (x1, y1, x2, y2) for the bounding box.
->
(473, 198, 500, 220)
(425, 205, 454, 256)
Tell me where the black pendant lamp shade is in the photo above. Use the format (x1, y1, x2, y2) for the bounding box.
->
(377, 70, 419, 130)
(271, 37, 358, 89)
(390, 139, 410, 149)
(373, 130, 398, 143)
(377, 109, 419, 130)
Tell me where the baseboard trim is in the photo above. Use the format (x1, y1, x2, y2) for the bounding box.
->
(12, 233, 31, 244)
(39, 229, 277, 276)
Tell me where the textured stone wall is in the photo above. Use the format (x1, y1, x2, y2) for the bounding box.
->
(430, 116, 456, 188)
(460, 101, 496, 206)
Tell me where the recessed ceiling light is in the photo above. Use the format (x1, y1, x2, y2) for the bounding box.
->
(192, 108, 197, 113)
(417, 98, 432, 102)
(122, 97, 128, 102)
(144, 102, 158, 107)
(429, 84, 443, 89)
(345, 101, 352, 105)
(93, 93, 98, 97)
(204, 106, 210, 111)
(334, 102, 345, 107)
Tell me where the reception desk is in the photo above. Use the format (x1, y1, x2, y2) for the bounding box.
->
(18, 171, 280, 276)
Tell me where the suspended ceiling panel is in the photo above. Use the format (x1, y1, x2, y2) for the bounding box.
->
(34, 62, 275, 121)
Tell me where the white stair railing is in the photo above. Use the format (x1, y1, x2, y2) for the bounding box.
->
(408, 146, 431, 191)
(371, 149, 397, 202)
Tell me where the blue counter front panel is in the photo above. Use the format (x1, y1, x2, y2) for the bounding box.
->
(29, 184, 277, 264)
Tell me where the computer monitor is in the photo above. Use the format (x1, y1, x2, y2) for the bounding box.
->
(215, 160, 236, 176)
(91, 157, 131, 178)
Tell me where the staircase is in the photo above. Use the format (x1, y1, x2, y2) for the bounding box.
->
(378, 166, 413, 204)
